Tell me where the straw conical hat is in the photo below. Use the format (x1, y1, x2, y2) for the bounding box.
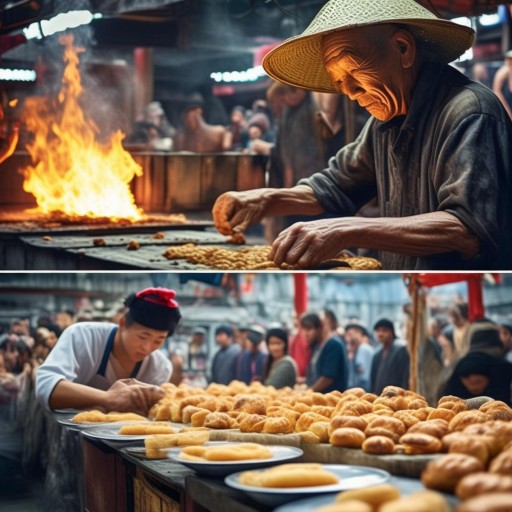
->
(263, 0, 475, 93)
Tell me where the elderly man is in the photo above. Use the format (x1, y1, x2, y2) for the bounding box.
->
(212, 0, 512, 270)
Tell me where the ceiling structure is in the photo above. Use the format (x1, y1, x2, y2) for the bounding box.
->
(0, 1, 510, 94)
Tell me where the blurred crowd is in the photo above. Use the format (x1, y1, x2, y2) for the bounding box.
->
(1, 303, 511, 503)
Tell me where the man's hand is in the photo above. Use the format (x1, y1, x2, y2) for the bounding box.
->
(270, 218, 351, 268)
(212, 189, 271, 235)
(103, 379, 165, 416)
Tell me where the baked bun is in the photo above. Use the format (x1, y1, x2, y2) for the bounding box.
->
(308, 421, 331, 443)
(296, 412, 330, 432)
(437, 396, 467, 414)
(315, 502, 372, 512)
(330, 427, 366, 448)
(449, 410, 489, 432)
(379, 491, 450, 512)
(455, 472, 512, 500)
(329, 415, 368, 433)
(238, 414, 267, 433)
(334, 483, 400, 509)
(427, 408, 456, 422)
(202, 412, 233, 429)
(407, 419, 449, 439)
(364, 416, 406, 443)
(421, 453, 484, 493)
(489, 450, 512, 475)
(399, 433, 442, 455)
(448, 436, 490, 466)
(361, 435, 395, 455)
(455, 493, 512, 512)
(262, 416, 293, 434)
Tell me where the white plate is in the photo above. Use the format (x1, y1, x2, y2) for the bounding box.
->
(274, 476, 459, 511)
(80, 421, 182, 442)
(167, 442, 304, 477)
(57, 417, 149, 431)
(225, 464, 390, 507)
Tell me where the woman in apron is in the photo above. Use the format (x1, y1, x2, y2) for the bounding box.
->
(35, 287, 182, 415)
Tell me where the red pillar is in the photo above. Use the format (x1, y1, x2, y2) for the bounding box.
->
(293, 273, 308, 318)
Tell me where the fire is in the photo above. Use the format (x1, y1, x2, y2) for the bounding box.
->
(20, 34, 143, 221)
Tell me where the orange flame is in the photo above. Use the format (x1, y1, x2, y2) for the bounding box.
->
(20, 34, 143, 220)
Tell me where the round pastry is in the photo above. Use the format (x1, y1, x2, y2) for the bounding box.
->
(421, 453, 484, 493)
(455, 493, 512, 512)
(489, 450, 512, 476)
(330, 415, 368, 433)
(479, 400, 510, 414)
(261, 416, 293, 434)
(339, 401, 374, 416)
(441, 432, 470, 452)
(361, 393, 378, 403)
(312, 392, 329, 406)
(379, 490, 450, 512)
(437, 396, 467, 414)
(233, 396, 267, 415)
(407, 419, 450, 439)
(202, 412, 232, 429)
(311, 405, 335, 418)
(238, 414, 267, 433)
(380, 386, 407, 397)
(399, 432, 442, 455)
(449, 410, 490, 431)
(455, 472, 512, 500)
(448, 436, 490, 466)
(407, 398, 430, 410)
(373, 396, 408, 412)
(330, 427, 366, 448)
(296, 412, 330, 432)
(190, 409, 211, 427)
(315, 501, 372, 512)
(308, 421, 331, 443)
(393, 410, 421, 429)
(427, 408, 456, 423)
(361, 435, 395, 455)
(335, 484, 400, 508)
(343, 387, 367, 398)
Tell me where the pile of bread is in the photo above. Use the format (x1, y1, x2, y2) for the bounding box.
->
(145, 381, 512, 509)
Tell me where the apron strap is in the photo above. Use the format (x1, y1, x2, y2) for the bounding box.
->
(97, 326, 143, 379)
(97, 327, 118, 377)
(130, 360, 142, 379)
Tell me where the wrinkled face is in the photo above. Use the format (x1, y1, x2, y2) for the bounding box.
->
(461, 374, 489, 395)
(322, 26, 411, 121)
(267, 336, 286, 359)
(120, 321, 168, 363)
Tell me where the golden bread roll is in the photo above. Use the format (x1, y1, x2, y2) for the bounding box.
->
(448, 436, 490, 465)
(399, 433, 442, 455)
(202, 412, 233, 429)
(427, 408, 456, 422)
(407, 419, 450, 439)
(380, 386, 407, 397)
(315, 501, 372, 512)
(182, 405, 208, 424)
(238, 414, 267, 433)
(441, 431, 467, 452)
(334, 483, 400, 510)
(261, 416, 293, 434)
(455, 493, 512, 512)
(438, 396, 467, 413)
(240, 463, 339, 488)
(455, 472, 512, 500)
(190, 409, 210, 427)
(144, 430, 209, 459)
(421, 453, 484, 492)
(71, 410, 147, 423)
(296, 412, 332, 432)
(308, 421, 331, 443)
(489, 450, 512, 475)
(233, 396, 267, 415)
(330, 415, 368, 433)
(190, 443, 272, 461)
(118, 423, 176, 435)
(361, 435, 395, 455)
(379, 491, 450, 512)
(338, 401, 373, 416)
(311, 405, 335, 418)
(392, 410, 421, 429)
(329, 427, 366, 448)
(449, 410, 489, 432)
(407, 398, 430, 410)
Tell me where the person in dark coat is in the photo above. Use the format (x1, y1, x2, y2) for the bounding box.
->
(370, 318, 409, 394)
(443, 319, 512, 405)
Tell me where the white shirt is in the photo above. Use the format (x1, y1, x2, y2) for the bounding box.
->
(35, 322, 171, 411)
